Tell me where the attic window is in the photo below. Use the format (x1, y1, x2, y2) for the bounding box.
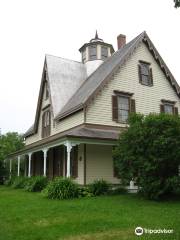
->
(42, 110, 51, 138)
(138, 61, 153, 86)
(101, 46, 108, 60)
(45, 83, 49, 99)
(89, 45, 97, 60)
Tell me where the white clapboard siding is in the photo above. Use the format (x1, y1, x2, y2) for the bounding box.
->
(86, 42, 180, 126)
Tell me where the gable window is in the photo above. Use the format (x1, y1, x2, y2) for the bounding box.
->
(160, 99, 178, 115)
(42, 110, 51, 138)
(138, 61, 153, 86)
(112, 91, 136, 123)
(89, 45, 97, 60)
(45, 82, 49, 99)
(101, 46, 108, 60)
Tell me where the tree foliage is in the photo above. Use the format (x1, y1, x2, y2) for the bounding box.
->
(174, 0, 180, 8)
(113, 113, 180, 200)
(0, 132, 24, 181)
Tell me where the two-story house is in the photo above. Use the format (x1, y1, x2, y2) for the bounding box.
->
(8, 31, 180, 185)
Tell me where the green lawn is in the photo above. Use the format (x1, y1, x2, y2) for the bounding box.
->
(0, 186, 179, 240)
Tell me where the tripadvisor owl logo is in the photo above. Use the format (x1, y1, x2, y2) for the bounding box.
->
(135, 227, 144, 236)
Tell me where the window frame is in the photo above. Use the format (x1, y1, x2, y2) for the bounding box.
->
(42, 110, 51, 138)
(164, 104, 174, 114)
(89, 45, 97, 60)
(160, 99, 178, 115)
(113, 91, 134, 124)
(45, 82, 49, 100)
(101, 46, 108, 60)
(117, 95, 130, 123)
(138, 60, 153, 86)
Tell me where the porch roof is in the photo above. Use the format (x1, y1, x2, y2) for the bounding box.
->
(8, 124, 122, 158)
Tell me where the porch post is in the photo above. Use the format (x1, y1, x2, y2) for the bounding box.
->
(24, 156, 27, 177)
(9, 159, 12, 179)
(28, 153, 32, 177)
(65, 141, 72, 177)
(17, 156, 20, 177)
(43, 148, 48, 177)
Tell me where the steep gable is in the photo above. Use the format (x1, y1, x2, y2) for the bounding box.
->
(86, 41, 180, 126)
(46, 55, 87, 117)
(25, 55, 87, 138)
(55, 31, 180, 120)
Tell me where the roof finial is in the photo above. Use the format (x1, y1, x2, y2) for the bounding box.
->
(95, 30, 98, 39)
(90, 31, 103, 42)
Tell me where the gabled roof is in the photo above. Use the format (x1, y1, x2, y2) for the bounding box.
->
(24, 124, 34, 137)
(46, 55, 87, 117)
(25, 55, 87, 137)
(55, 31, 180, 120)
(25, 31, 180, 137)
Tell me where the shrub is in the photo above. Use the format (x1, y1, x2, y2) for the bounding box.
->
(109, 186, 127, 195)
(4, 176, 16, 186)
(11, 176, 28, 189)
(24, 176, 48, 192)
(88, 179, 110, 196)
(42, 177, 79, 200)
(78, 186, 94, 197)
(113, 113, 180, 200)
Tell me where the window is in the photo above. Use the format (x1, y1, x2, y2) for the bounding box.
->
(160, 99, 178, 115)
(138, 61, 153, 86)
(164, 104, 173, 114)
(89, 45, 97, 60)
(42, 110, 51, 138)
(82, 50, 86, 63)
(118, 96, 130, 122)
(101, 46, 108, 60)
(112, 91, 136, 123)
(45, 82, 49, 99)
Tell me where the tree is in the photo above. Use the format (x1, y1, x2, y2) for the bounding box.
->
(113, 113, 180, 200)
(174, 0, 180, 8)
(0, 132, 24, 182)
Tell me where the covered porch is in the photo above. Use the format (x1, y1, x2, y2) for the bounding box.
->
(7, 124, 121, 184)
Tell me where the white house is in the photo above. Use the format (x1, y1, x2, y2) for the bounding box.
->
(9, 31, 180, 185)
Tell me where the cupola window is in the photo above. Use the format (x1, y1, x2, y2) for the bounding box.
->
(89, 45, 97, 60)
(82, 50, 86, 63)
(101, 46, 108, 60)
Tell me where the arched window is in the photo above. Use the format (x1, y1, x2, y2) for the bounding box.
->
(42, 110, 51, 138)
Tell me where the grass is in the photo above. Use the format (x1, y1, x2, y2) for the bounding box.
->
(0, 186, 179, 240)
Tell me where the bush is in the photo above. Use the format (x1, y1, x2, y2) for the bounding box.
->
(4, 176, 16, 186)
(78, 186, 94, 197)
(88, 179, 110, 196)
(42, 177, 79, 200)
(11, 176, 28, 189)
(24, 176, 48, 192)
(113, 113, 180, 200)
(109, 186, 127, 195)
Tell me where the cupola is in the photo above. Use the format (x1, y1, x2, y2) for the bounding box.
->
(79, 31, 114, 76)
